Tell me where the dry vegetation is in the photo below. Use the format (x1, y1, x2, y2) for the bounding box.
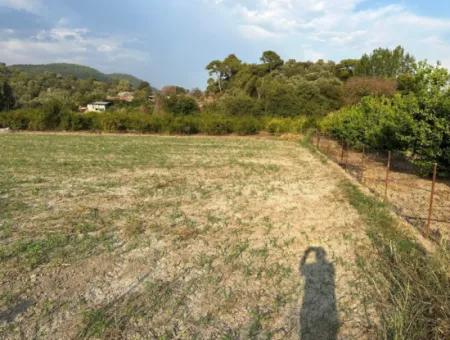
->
(1, 133, 448, 339)
(316, 136, 450, 241)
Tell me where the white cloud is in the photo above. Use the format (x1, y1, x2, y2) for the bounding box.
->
(0, 25, 149, 66)
(0, 0, 41, 12)
(209, 0, 450, 67)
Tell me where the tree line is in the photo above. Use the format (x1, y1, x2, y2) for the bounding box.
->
(0, 46, 448, 173)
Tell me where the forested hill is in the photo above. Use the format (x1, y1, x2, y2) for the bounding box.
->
(8, 63, 144, 87)
(108, 73, 143, 88)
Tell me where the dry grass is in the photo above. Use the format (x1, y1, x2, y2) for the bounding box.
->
(1, 133, 379, 339)
(316, 136, 450, 241)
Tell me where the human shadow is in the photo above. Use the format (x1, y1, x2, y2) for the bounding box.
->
(299, 247, 339, 340)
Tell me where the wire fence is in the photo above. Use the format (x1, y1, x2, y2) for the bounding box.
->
(314, 131, 450, 243)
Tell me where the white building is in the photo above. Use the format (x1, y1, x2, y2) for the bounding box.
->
(86, 101, 112, 112)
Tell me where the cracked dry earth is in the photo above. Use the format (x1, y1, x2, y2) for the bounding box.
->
(0, 134, 377, 339)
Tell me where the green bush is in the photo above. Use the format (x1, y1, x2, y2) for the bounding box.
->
(198, 113, 233, 135)
(321, 95, 416, 150)
(167, 116, 199, 134)
(232, 116, 261, 135)
(265, 118, 291, 134)
(59, 112, 93, 131)
(0, 109, 30, 129)
(321, 93, 450, 174)
(162, 95, 199, 115)
(217, 90, 259, 116)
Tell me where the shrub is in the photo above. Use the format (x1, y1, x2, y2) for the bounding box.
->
(265, 118, 291, 134)
(59, 112, 93, 131)
(167, 116, 199, 134)
(217, 90, 259, 116)
(198, 113, 233, 135)
(321, 95, 416, 150)
(232, 116, 261, 135)
(162, 95, 199, 115)
(0, 109, 30, 129)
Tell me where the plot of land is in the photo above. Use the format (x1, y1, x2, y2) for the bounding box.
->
(1, 134, 377, 339)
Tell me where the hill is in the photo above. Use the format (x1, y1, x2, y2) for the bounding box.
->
(8, 63, 145, 88)
(107, 73, 143, 88)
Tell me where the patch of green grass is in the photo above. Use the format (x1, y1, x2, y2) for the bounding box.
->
(81, 309, 110, 338)
(340, 180, 450, 339)
(0, 232, 116, 269)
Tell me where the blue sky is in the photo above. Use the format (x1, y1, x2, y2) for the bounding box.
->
(0, 0, 449, 89)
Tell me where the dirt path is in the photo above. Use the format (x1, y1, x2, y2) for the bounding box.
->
(0, 135, 377, 339)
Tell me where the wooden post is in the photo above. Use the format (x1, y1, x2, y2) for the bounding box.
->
(425, 163, 438, 237)
(344, 146, 349, 170)
(384, 151, 391, 200)
(361, 145, 365, 182)
(316, 132, 321, 149)
(340, 139, 345, 164)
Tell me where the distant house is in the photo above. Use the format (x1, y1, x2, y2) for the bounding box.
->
(86, 101, 112, 112)
(106, 91, 135, 103)
(117, 91, 134, 102)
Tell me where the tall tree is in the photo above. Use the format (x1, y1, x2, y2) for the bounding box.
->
(260, 51, 284, 72)
(206, 60, 225, 93)
(0, 81, 15, 111)
(355, 46, 415, 78)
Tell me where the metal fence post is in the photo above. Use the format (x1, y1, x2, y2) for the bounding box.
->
(426, 163, 438, 237)
(384, 151, 391, 200)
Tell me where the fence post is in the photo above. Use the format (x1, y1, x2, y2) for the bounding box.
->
(425, 163, 438, 237)
(384, 151, 391, 200)
(361, 145, 365, 182)
(344, 146, 349, 170)
(316, 131, 321, 149)
(340, 138, 345, 164)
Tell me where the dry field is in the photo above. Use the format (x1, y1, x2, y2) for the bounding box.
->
(1, 133, 382, 339)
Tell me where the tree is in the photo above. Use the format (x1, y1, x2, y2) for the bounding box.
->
(206, 60, 225, 93)
(163, 95, 199, 115)
(138, 81, 152, 92)
(342, 77, 397, 105)
(0, 81, 15, 111)
(260, 51, 284, 72)
(355, 46, 416, 78)
(335, 59, 359, 80)
(222, 54, 242, 79)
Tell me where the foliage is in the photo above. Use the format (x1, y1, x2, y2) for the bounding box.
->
(0, 62, 151, 110)
(9, 63, 145, 88)
(0, 80, 15, 111)
(231, 115, 261, 135)
(321, 65, 450, 173)
(321, 95, 416, 150)
(167, 115, 199, 134)
(355, 46, 416, 78)
(206, 51, 344, 117)
(342, 77, 397, 105)
(216, 90, 260, 116)
(197, 113, 233, 135)
(162, 94, 199, 115)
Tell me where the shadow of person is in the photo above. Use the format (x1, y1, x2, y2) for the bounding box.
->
(299, 247, 339, 340)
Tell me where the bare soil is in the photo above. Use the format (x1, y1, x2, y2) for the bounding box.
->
(0, 134, 378, 339)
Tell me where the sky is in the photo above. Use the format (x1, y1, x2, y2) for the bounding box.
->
(0, 0, 449, 89)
